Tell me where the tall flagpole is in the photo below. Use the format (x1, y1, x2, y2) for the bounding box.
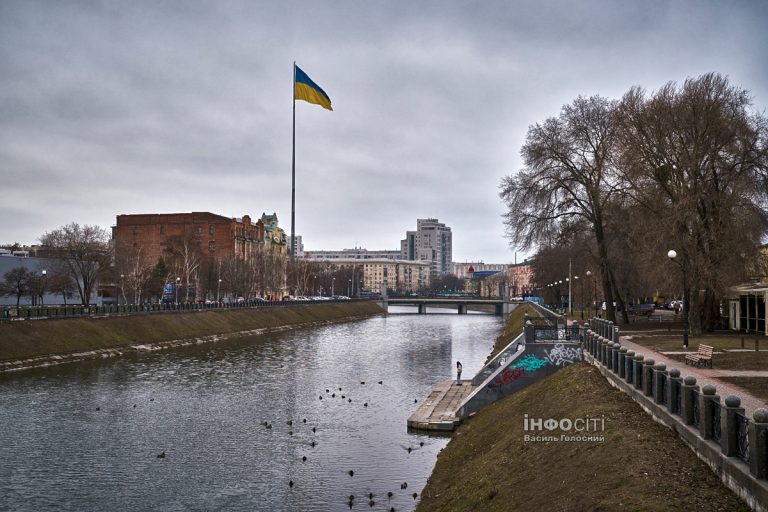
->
(291, 62, 296, 262)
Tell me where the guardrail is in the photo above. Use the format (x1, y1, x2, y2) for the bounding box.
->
(584, 317, 768, 508)
(0, 299, 363, 323)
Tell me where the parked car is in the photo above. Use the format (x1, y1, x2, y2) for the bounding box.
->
(628, 303, 655, 316)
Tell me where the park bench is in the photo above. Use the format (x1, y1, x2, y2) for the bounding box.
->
(685, 344, 714, 368)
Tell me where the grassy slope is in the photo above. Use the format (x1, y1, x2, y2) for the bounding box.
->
(417, 363, 748, 512)
(485, 303, 538, 363)
(0, 302, 384, 361)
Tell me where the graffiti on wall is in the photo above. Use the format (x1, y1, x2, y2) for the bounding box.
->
(489, 366, 526, 388)
(545, 343, 581, 367)
(510, 354, 548, 372)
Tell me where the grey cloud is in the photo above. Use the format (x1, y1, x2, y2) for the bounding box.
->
(0, 0, 766, 263)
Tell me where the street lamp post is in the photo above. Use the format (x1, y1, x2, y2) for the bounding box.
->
(574, 275, 582, 319)
(41, 269, 47, 306)
(120, 274, 124, 306)
(348, 279, 352, 297)
(175, 277, 181, 305)
(566, 277, 571, 317)
(586, 270, 596, 318)
(217, 278, 222, 304)
(667, 250, 689, 348)
(331, 277, 335, 297)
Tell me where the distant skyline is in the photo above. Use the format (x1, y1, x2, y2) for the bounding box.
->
(1, 1, 766, 263)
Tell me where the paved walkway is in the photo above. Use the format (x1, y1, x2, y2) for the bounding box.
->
(407, 379, 475, 431)
(617, 337, 767, 420)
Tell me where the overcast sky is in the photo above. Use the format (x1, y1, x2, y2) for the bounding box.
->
(1, 1, 766, 263)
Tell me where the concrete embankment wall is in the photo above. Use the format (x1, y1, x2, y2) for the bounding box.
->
(0, 302, 385, 372)
(458, 336, 582, 418)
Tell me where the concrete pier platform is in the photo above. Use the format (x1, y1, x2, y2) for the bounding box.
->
(407, 379, 476, 431)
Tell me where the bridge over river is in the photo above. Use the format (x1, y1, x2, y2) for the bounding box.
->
(381, 297, 517, 316)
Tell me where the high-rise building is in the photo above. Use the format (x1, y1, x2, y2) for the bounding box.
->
(287, 235, 305, 258)
(400, 218, 452, 276)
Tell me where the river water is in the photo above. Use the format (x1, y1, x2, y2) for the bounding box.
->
(0, 307, 501, 512)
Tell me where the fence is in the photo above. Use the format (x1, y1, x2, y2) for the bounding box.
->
(0, 298, 361, 323)
(583, 317, 768, 508)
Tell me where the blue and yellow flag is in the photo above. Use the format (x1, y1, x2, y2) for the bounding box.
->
(294, 65, 332, 111)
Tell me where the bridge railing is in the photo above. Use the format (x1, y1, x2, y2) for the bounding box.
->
(527, 302, 566, 328)
(531, 324, 580, 342)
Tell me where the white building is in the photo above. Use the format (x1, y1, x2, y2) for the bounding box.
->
(308, 257, 431, 293)
(304, 247, 400, 261)
(400, 218, 453, 276)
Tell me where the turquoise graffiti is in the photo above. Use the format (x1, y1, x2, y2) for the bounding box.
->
(511, 354, 549, 372)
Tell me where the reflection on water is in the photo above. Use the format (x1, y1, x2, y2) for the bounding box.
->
(0, 307, 500, 511)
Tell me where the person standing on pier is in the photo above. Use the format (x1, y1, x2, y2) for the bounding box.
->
(456, 361, 462, 385)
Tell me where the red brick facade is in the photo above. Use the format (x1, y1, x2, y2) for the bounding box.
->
(113, 212, 266, 267)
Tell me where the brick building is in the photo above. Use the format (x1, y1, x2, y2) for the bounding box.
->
(114, 212, 264, 264)
(113, 212, 288, 301)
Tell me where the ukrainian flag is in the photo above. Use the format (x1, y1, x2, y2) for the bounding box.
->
(294, 65, 332, 111)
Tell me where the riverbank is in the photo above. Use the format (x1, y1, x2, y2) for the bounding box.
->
(416, 361, 748, 511)
(484, 302, 535, 363)
(0, 302, 384, 372)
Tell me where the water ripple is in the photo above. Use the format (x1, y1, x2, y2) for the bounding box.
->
(0, 309, 500, 511)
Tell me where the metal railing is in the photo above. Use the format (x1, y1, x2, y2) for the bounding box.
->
(735, 412, 750, 463)
(532, 324, 579, 342)
(692, 390, 701, 428)
(1, 298, 364, 323)
(711, 401, 722, 443)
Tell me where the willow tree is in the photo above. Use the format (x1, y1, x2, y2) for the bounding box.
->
(500, 95, 626, 322)
(617, 73, 768, 331)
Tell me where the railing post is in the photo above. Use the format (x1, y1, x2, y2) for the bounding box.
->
(612, 342, 621, 373)
(624, 350, 634, 383)
(618, 347, 627, 378)
(700, 385, 720, 440)
(667, 368, 681, 413)
(749, 408, 768, 479)
(720, 395, 745, 457)
(643, 358, 655, 397)
(633, 354, 644, 390)
(606, 342, 615, 370)
(681, 376, 699, 425)
(524, 320, 534, 344)
(653, 363, 667, 404)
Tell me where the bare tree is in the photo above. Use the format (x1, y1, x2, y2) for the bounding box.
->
(617, 73, 768, 331)
(40, 223, 109, 305)
(0, 266, 33, 307)
(115, 242, 153, 304)
(164, 235, 202, 302)
(48, 266, 76, 305)
(500, 95, 626, 321)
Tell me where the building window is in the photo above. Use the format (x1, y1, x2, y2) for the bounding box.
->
(209, 224, 215, 235)
(160, 225, 165, 234)
(196, 226, 203, 235)
(209, 241, 216, 252)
